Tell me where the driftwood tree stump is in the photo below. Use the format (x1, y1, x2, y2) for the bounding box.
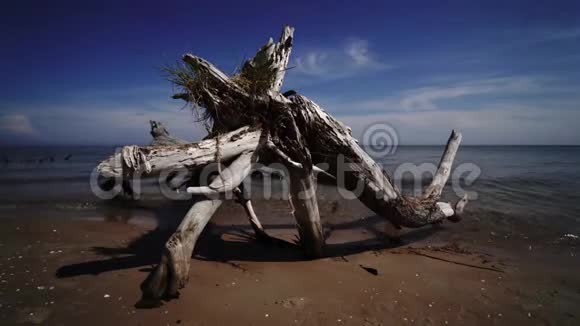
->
(97, 26, 468, 300)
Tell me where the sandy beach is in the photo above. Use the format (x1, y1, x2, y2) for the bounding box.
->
(3, 0, 580, 324)
(0, 197, 578, 326)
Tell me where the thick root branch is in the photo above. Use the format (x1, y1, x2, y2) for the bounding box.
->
(289, 169, 324, 258)
(140, 151, 254, 300)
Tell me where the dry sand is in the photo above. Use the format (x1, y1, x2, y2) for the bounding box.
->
(0, 199, 579, 325)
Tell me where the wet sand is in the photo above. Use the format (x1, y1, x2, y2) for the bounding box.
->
(0, 198, 579, 325)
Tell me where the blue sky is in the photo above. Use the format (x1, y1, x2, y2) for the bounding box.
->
(1, 0, 579, 145)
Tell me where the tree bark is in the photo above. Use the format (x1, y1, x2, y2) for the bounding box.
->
(288, 168, 324, 258)
(97, 127, 261, 179)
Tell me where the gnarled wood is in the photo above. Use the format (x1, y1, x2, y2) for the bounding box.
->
(148, 122, 271, 239)
(288, 168, 324, 258)
(141, 151, 254, 300)
(284, 93, 465, 227)
(233, 185, 270, 240)
(186, 151, 254, 195)
(95, 25, 470, 301)
(97, 127, 261, 179)
(167, 44, 465, 228)
(141, 198, 223, 300)
(149, 120, 187, 146)
(424, 130, 462, 199)
(239, 25, 294, 93)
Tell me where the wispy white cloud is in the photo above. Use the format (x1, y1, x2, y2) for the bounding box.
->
(293, 38, 392, 79)
(340, 104, 580, 145)
(540, 27, 580, 42)
(2, 73, 578, 145)
(0, 85, 207, 145)
(357, 77, 541, 112)
(0, 114, 37, 136)
(345, 39, 373, 66)
(311, 75, 580, 144)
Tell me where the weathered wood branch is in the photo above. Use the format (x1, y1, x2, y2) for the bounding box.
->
(233, 185, 270, 240)
(141, 151, 255, 300)
(149, 120, 187, 146)
(284, 93, 466, 227)
(265, 138, 334, 179)
(150, 122, 271, 240)
(423, 130, 462, 199)
(288, 167, 325, 258)
(185, 151, 254, 195)
(239, 25, 294, 93)
(96, 127, 261, 179)
(141, 198, 223, 300)
(271, 108, 325, 257)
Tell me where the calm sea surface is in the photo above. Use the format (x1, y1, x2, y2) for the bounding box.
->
(1, 145, 579, 236)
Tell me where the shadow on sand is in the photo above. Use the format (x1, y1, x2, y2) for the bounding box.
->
(56, 199, 441, 279)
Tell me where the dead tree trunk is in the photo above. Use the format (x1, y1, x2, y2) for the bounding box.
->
(96, 25, 469, 300)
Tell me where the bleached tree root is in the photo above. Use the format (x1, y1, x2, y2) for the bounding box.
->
(185, 151, 254, 196)
(285, 93, 467, 227)
(97, 127, 261, 179)
(94, 25, 472, 301)
(288, 168, 325, 258)
(141, 151, 254, 300)
(141, 198, 223, 300)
